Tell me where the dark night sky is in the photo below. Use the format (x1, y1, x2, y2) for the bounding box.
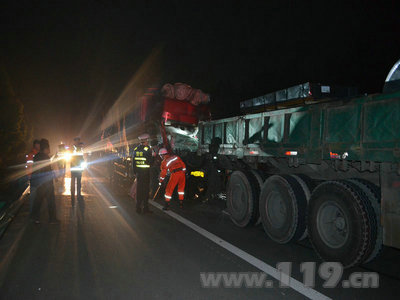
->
(1, 0, 400, 148)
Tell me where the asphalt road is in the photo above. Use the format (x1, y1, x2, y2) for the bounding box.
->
(0, 168, 399, 299)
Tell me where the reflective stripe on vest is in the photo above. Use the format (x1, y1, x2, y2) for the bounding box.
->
(71, 167, 84, 171)
(134, 157, 147, 160)
(166, 156, 178, 167)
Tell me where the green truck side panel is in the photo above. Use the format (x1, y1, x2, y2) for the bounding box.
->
(364, 99, 400, 142)
(214, 123, 223, 141)
(203, 124, 213, 144)
(226, 121, 238, 144)
(266, 114, 285, 144)
(200, 91, 400, 163)
(325, 104, 361, 144)
(248, 117, 263, 143)
(287, 111, 311, 146)
(308, 107, 324, 162)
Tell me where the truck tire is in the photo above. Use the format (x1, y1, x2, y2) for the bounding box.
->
(347, 179, 382, 263)
(226, 170, 259, 227)
(259, 175, 307, 244)
(251, 170, 266, 226)
(251, 170, 265, 189)
(293, 174, 316, 193)
(290, 174, 313, 240)
(308, 181, 371, 268)
(290, 174, 313, 202)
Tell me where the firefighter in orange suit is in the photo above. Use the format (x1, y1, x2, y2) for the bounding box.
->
(158, 148, 186, 210)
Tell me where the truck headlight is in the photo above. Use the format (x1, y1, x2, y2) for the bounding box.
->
(81, 162, 87, 169)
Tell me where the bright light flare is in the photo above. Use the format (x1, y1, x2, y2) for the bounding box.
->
(6, 159, 56, 183)
(62, 177, 71, 195)
(64, 152, 72, 161)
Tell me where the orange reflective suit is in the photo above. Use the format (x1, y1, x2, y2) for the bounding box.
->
(159, 154, 186, 202)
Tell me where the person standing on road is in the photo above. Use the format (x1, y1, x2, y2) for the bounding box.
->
(30, 139, 59, 224)
(70, 140, 85, 201)
(149, 140, 162, 197)
(204, 137, 223, 203)
(158, 148, 186, 211)
(133, 133, 153, 214)
(26, 139, 40, 213)
(55, 143, 67, 177)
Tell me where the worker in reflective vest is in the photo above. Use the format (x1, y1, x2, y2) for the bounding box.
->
(133, 133, 153, 214)
(158, 148, 186, 210)
(70, 141, 85, 200)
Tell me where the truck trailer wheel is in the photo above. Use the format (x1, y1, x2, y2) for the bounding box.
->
(292, 174, 316, 194)
(259, 175, 307, 244)
(290, 174, 314, 240)
(251, 170, 265, 189)
(226, 170, 259, 227)
(308, 181, 372, 268)
(347, 179, 382, 263)
(251, 170, 267, 226)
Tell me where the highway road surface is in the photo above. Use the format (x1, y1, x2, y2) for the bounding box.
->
(0, 166, 399, 299)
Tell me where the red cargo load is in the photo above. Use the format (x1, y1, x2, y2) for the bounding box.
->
(162, 98, 199, 125)
(161, 83, 210, 106)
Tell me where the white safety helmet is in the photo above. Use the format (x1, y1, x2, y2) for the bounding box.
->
(158, 148, 168, 155)
(138, 133, 150, 141)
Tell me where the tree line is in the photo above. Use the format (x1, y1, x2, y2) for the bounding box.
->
(0, 65, 32, 185)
